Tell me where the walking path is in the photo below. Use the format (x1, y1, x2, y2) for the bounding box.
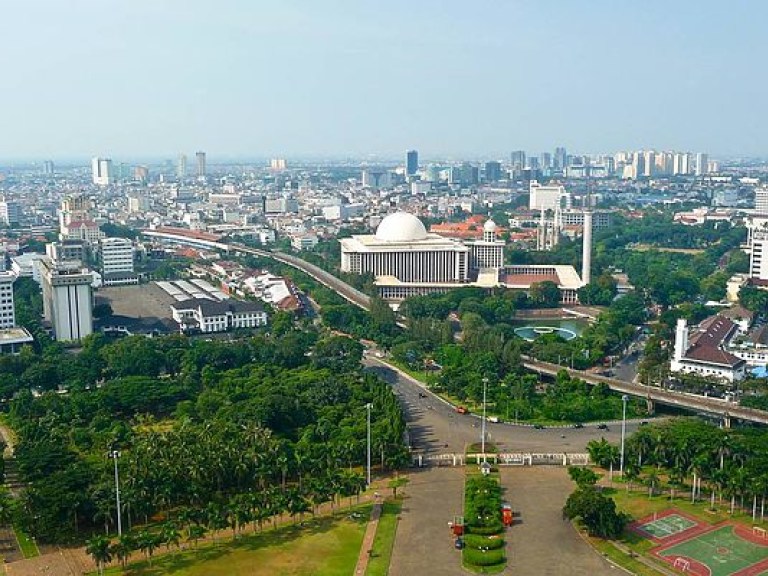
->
(353, 501, 382, 576)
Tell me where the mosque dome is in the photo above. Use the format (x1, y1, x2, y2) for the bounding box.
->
(375, 212, 428, 242)
(483, 219, 497, 232)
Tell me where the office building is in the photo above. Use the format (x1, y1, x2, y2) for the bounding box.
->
(484, 161, 502, 182)
(99, 238, 137, 286)
(529, 181, 570, 211)
(270, 158, 287, 171)
(406, 150, 419, 176)
(554, 147, 567, 170)
(0, 273, 16, 329)
(40, 258, 94, 342)
(510, 150, 526, 172)
(46, 241, 86, 265)
(362, 169, 391, 189)
(177, 154, 187, 179)
(196, 151, 207, 179)
(91, 157, 113, 186)
(0, 198, 21, 227)
(696, 153, 709, 176)
(43, 160, 55, 175)
(539, 153, 552, 171)
(755, 189, 768, 213)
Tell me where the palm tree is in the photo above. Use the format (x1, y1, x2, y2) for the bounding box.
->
(86, 535, 113, 576)
(136, 530, 158, 566)
(111, 532, 136, 568)
(187, 524, 207, 548)
(161, 521, 181, 554)
(646, 470, 661, 498)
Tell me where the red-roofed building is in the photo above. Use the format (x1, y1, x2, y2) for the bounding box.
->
(671, 316, 747, 383)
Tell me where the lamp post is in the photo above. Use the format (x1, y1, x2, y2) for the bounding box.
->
(481, 377, 488, 463)
(108, 450, 122, 536)
(365, 403, 372, 486)
(620, 395, 628, 476)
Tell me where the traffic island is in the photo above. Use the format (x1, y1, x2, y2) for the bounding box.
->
(459, 470, 507, 574)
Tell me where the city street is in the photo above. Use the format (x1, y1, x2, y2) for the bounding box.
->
(365, 358, 645, 456)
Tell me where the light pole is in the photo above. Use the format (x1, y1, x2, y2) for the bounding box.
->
(109, 450, 122, 536)
(620, 395, 628, 476)
(365, 403, 372, 486)
(481, 377, 488, 463)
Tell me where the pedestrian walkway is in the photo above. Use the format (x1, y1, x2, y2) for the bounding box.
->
(354, 500, 383, 576)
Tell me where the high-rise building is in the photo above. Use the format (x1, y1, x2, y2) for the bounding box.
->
(99, 237, 137, 286)
(539, 153, 552, 171)
(0, 273, 16, 329)
(270, 158, 287, 171)
(554, 147, 567, 171)
(643, 151, 655, 177)
(510, 150, 526, 172)
(755, 189, 768, 213)
(484, 161, 502, 182)
(196, 151, 207, 179)
(91, 157, 113, 186)
(406, 150, 419, 176)
(177, 154, 187, 180)
(696, 153, 709, 176)
(43, 160, 55, 175)
(40, 258, 94, 342)
(133, 166, 149, 183)
(0, 198, 22, 227)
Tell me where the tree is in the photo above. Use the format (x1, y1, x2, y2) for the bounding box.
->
(111, 533, 136, 568)
(86, 534, 113, 575)
(563, 487, 628, 538)
(529, 281, 561, 308)
(388, 476, 408, 498)
(567, 466, 600, 488)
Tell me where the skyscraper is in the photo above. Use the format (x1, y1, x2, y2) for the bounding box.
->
(196, 151, 207, 179)
(554, 147, 567, 171)
(484, 161, 502, 182)
(43, 160, 55, 175)
(695, 153, 709, 176)
(406, 150, 419, 176)
(91, 157, 113, 186)
(40, 258, 94, 342)
(539, 153, 552, 171)
(510, 150, 526, 172)
(177, 154, 187, 180)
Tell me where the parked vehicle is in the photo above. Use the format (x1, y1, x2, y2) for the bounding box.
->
(455, 406, 469, 414)
(501, 504, 514, 527)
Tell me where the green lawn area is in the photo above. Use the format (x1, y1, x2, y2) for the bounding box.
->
(365, 500, 401, 576)
(97, 506, 371, 576)
(14, 524, 40, 558)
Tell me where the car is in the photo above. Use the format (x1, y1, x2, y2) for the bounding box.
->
(455, 406, 469, 414)
(533, 424, 544, 429)
(418, 392, 427, 398)
(640, 420, 649, 426)
(597, 423, 609, 430)
(573, 423, 584, 429)
(454, 537, 465, 550)
(488, 416, 500, 423)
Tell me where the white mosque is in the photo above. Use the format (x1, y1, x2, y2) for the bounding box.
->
(340, 212, 585, 305)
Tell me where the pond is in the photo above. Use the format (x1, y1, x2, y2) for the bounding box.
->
(511, 318, 589, 342)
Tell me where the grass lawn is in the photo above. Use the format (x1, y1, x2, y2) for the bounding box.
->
(365, 500, 402, 576)
(14, 524, 39, 558)
(96, 506, 371, 576)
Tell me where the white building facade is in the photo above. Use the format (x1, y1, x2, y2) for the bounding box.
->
(40, 259, 94, 342)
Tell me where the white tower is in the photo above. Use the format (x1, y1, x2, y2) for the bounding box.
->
(673, 318, 689, 362)
(581, 208, 593, 284)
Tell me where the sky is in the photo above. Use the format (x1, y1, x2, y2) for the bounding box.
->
(1, 0, 766, 161)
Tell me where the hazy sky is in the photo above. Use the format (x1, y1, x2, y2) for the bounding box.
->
(1, 1, 765, 161)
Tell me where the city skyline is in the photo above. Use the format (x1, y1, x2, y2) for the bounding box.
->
(2, 1, 767, 159)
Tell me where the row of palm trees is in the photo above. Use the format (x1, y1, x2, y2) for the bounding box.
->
(86, 469, 367, 574)
(588, 418, 768, 521)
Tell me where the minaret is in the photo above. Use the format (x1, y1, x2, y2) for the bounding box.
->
(581, 199, 593, 284)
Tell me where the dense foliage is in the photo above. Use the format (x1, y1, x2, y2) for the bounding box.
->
(7, 331, 408, 544)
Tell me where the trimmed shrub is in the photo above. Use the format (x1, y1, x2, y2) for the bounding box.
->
(463, 548, 506, 566)
(467, 522, 504, 536)
(463, 534, 504, 550)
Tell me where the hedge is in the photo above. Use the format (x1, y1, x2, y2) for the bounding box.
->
(463, 534, 504, 550)
(463, 548, 506, 567)
(467, 522, 504, 536)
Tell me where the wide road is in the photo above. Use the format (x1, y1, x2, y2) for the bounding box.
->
(365, 358, 645, 456)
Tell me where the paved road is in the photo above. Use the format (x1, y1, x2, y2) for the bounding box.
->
(365, 358, 645, 456)
(388, 467, 465, 576)
(500, 467, 617, 576)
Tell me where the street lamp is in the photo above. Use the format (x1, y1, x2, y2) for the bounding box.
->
(108, 450, 122, 536)
(365, 403, 373, 486)
(481, 377, 488, 463)
(619, 395, 628, 476)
